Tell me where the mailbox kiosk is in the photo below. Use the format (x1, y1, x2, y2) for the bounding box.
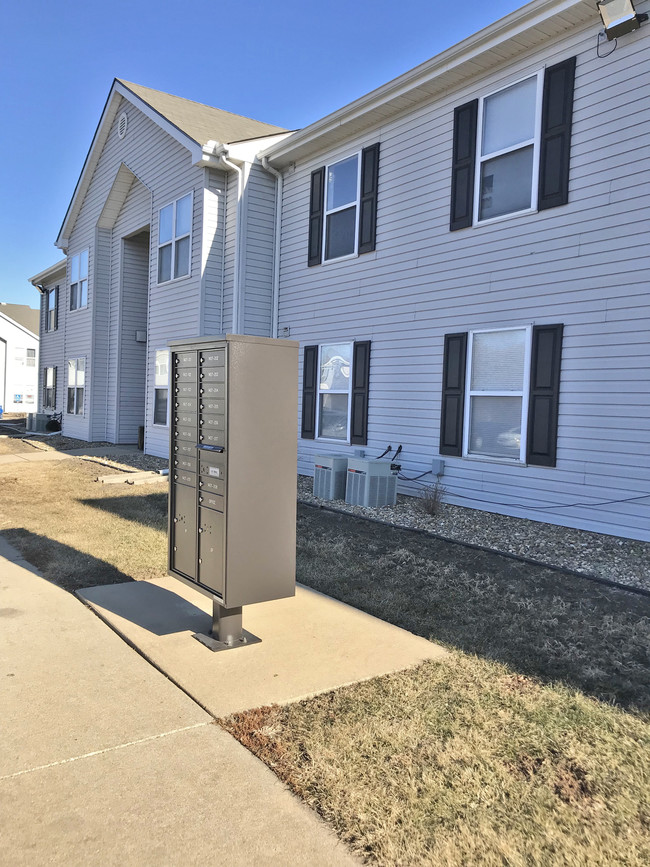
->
(167, 334, 299, 650)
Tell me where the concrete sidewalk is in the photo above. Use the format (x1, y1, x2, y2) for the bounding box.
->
(0, 539, 358, 866)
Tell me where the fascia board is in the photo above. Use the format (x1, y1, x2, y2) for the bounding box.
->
(261, 0, 593, 166)
(29, 259, 67, 287)
(56, 80, 202, 249)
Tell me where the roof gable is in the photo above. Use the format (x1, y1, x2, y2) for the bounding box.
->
(56, 79, 286, 248)
(0, 304, 40, 336)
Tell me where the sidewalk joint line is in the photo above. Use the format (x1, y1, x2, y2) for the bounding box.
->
(0, 722, 211, 781)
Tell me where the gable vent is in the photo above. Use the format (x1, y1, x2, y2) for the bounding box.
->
(117, 112, 128, 139)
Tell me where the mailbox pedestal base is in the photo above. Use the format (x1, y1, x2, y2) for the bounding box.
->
(193, 601, 261, 652)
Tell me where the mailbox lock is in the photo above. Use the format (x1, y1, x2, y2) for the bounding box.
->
(198, 527, 203, 534)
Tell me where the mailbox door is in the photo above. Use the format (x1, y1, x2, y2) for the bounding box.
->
(198, 506, 225, 598)
(171, 482, 196, 578)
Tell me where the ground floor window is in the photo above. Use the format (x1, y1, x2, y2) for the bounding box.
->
(67, 358, 85, 415)
(43, 367, 57, 410)
(465, 327, 531, 461)
(153, 349, 169, 425)
(317, 342, 353, 440)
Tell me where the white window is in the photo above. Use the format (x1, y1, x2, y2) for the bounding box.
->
(153, 349, 169, 426)
(316, 342, 352, 440)
(26, 348, 36, 367)
(475, 74, 543, 223)
(43, 367, 56, 410)
(47, 287, 58, 331)
(157, 193, 192, 283)
(323, 155, 360, 261)
(464, 327, 531, 462)
(70, 250, 88, 310)
(67, 358, 85, 415)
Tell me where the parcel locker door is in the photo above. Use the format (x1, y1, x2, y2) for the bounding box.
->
(198, 507, 225, 598)
(171, 483, 196, 579)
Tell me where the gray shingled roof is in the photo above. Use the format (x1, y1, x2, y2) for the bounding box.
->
(0, 303, 39, 336)
(117, 80, 287, 145)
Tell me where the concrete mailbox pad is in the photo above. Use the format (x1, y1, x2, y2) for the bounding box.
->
(78, 578, 447, 719)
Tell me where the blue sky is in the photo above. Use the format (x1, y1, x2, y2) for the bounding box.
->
(0, 0, 526, 309)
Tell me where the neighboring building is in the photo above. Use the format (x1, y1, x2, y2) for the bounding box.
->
(0, 303, 40, 414)
(33, 0, 650, 542)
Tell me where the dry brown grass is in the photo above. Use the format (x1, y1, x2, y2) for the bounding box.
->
(223, 653, 650, 866)
(0, 459, 167, 590)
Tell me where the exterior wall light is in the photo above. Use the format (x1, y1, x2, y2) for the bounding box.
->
(597, 0, 648, 40)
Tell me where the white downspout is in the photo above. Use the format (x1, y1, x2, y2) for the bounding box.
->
(261, 156, 283, 339)
(218, 150, 243, 334)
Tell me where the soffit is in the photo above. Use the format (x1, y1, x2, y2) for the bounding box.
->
(262, 0, 596, 167)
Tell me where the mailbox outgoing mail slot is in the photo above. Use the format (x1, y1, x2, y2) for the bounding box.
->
(167, 334, 299, 645)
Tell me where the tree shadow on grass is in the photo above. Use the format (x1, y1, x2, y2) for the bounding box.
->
(297, 505, 650, 715)
(1, 528, 134, 593)
(78, 492, 168, 531)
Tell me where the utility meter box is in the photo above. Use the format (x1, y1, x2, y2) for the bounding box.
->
(167, 334, 299, 611)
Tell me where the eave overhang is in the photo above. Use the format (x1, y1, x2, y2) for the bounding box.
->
(260, 0, 596, 168)
(29, 258, 67, 291)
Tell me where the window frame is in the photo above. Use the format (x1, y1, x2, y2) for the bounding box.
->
(473, 71, 544, 227)
(315, 341, 354, 443)
(46, 286, 58, 331)
(43, 367, 56, 410)
(322, 153, 362, 263)
(153, 348, 170, 427)
(70, 250, 89, 311)
(462, 326, 532, 464)
(66, 357, 85, 416)
(157, 192, 193, 285)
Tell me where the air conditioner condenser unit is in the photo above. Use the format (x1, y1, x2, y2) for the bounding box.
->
(314, 454, 348, 500)
(345, 458, 398, 508)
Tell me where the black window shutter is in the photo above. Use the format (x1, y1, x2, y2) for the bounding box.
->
(308, 168, 325, 266)
(527, 324, 563, 467)
(301, 345, 318, 439)
(42, 368, 47, 407)
(449, 100, 478, 231)
(53, 367, 57, 408)
(439, 333, 468, 456)
(358, 144, 380, 255)
(350, 341, 371, 445)
(54, 286, 59, 330)
(538, 57, 576, 211)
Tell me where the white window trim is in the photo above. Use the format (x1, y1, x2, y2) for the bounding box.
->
(473, 72, 544, 227)
(43, 366, 56, 410)
(153, 348, 170, 427)
(47, 287, 58, 331)
(315, 341, 354, 443)
(67, 357, 85, 416)
(70, 250, 89, 312)
(462, 326, 532, 464)
(322, 154, 361, 264)
(157, 192, 193, 285)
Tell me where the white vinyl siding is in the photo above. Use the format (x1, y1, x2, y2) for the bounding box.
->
(278, 22, 650, 542)
(63, 96, 205, 452)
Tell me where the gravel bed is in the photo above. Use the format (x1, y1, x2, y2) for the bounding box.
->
(297, 476, 650, 594)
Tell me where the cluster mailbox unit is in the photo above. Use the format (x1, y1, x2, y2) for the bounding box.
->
(167, 334, 299, 650)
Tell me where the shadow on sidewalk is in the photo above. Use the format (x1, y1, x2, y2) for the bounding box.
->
(79, 581, 210, 637)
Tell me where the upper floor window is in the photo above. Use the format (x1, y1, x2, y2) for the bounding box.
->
(26, 348, 36, 367)
(308, 144, 380, 266)
(158, 193, 192, 283)
(70, 250, 88, 310)
(46, 286, 59, 331)
(476, 75, 542, 223)
(450, 57, 576, 231)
